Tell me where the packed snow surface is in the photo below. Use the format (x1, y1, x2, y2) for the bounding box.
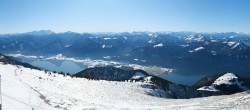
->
(131, 72, 147, 79)
(0, 64, 250, 110)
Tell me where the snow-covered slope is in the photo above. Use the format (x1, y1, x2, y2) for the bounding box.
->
(0, 64, 55, 110)
(0, 64, 250, 110)
(197, 73, 250, 94)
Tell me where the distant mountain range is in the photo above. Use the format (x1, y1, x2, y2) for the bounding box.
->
(0, 30, 250, 78)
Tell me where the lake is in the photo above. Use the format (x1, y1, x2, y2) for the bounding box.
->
(18, 57, 86, 74)
(162, 73, 205, 86)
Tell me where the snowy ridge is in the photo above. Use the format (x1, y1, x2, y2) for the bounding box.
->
(189, 47, 205, 53)
(198, 86, 218, 92)
(232, 42, 240, 49)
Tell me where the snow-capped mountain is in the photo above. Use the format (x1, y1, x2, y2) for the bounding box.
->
(24, 30, 55, 36)
(194, 73, 250, 94)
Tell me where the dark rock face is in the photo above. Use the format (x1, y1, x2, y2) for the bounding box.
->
(74, 67, 149, 81)
(192, 74, 223, 89)
(215, 84, 244, 94)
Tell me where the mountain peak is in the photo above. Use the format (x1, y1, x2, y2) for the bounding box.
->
(197, 72, 250, 94)
(26, 30, 55, 35)
(213, 73, 238, 85)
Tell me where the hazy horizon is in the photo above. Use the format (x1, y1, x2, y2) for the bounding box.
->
(1, 29, 250, 35)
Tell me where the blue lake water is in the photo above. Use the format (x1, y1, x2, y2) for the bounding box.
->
(162, 73, 205, 86)
(19, 58, 86, 74)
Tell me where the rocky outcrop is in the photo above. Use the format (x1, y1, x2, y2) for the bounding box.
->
(194, 73, 250, 95)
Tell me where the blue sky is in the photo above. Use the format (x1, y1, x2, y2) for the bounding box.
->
(0, 0, 250, 34)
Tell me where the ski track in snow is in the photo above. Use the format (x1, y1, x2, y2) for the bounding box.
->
(0, 64, 250, 110)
